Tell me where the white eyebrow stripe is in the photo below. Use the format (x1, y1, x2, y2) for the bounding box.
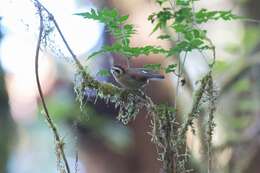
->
(112, 67, 121, 71)
(142, 70, 148, 73)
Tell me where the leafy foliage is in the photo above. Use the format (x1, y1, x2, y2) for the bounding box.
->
(157, 34, 171, 40)
(147, 2, 240, 59)
(165, 64, 177, 73)
(76, 2, 240, 172)
(76, 9, 134, 47)
(77, 9, 169, 60)
(174, 7, 193, 23)
(195, 9, 242, 23)
(176, 0, 191, 6)
(148, 8, 174, 34)
(87, 44, 168, 59)
(78, 5, 239, 75)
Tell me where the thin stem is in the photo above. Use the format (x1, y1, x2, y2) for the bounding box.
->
(33, 0, 84, 72)
(178, 72, 211, 139)
(169, 0, 176, 13)
(52, 19, 84, 71)
(33, 1, 71, 173)
(174, 55, 181, 109)
(207, 75, 216, 173)
(145, 94, 175, 173)
(75, 150, 79, 173)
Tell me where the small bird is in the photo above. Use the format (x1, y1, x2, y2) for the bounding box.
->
(110, 65, 164, 89)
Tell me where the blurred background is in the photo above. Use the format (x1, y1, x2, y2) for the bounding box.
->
(1, 0, 260, 173)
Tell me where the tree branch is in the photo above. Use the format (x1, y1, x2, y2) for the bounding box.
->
(33, 1, 71, 173)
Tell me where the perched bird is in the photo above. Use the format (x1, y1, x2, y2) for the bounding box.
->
(110, 65, 164, 89)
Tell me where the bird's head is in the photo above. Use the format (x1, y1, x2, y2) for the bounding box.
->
(110, 65, 126, 78)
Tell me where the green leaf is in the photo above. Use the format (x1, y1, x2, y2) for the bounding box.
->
(172, 23, 189, 33)
(149, 8, 173, 34)
(88, 43, 168, 59)
(148, 13, 156, 23)
(176, 0, 190, 6)
(97, 69, 111, 77)
(151, 23, 161, 34)
(195, 9, 242, 24)
(174, 7, 193, 23)
(119, 15, 129, 22)
(165, 64, 177, 73)
(124, 24, 135, 33)
(167, 41, 191, 56)
(190, 38, 204, 47)
(157, 34, 171, 40)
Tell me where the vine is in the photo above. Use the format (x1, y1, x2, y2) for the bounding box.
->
(32, 0, 241, 173)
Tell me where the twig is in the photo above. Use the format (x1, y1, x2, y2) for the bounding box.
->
(33, 0, 84, 72)
(178, 71, 211, 139)
(175, 51, 188, 105)
(207, 75, 216, 173)
(144, 94, 175, 173)
(168, 0, 176, 13)
(33, 1, 71, 173)
(75, 150, 79, 173)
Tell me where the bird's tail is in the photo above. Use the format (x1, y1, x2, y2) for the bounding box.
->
(150, 74, 165, 80)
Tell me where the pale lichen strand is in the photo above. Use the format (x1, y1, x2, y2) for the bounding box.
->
(150, 105, 178, 173)
(178, 71, 212, 140)
(205, 75, 217, 173)
(74, 69, 147, 124)
(74, 66, 217, 172)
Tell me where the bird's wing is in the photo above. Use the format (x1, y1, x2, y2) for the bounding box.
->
(128, 68, 164, 80)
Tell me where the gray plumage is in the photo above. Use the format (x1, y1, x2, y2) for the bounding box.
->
(111, 65, 164, 89)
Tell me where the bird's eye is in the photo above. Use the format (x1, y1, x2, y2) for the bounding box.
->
(114, 69, 121, 74)
(111, 67, 123, 76)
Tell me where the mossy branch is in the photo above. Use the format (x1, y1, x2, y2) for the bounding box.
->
(206, 74, 216, 173)
(178, 71, 212, 139)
